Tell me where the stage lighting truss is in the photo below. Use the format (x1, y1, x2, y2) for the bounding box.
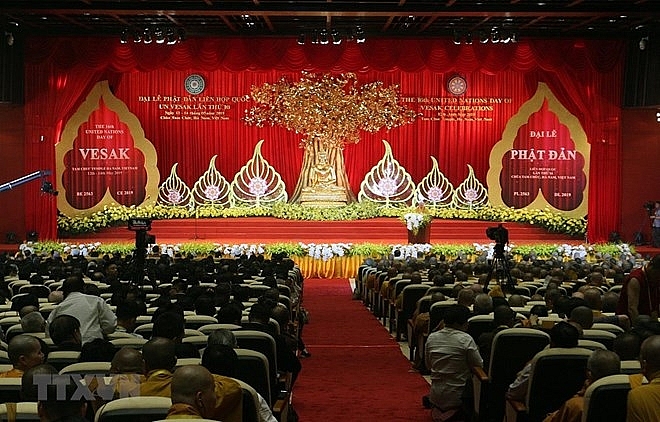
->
(120, 26, 185, 45)
(297, 27, 364, 45)
(453, 28, 518, 45)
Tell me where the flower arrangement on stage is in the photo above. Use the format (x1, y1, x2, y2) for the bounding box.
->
(401, 212, 432, 235)
(56, 202, 587, 237)
(24, 241, 634, 264)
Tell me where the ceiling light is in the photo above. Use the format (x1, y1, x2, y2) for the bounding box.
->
(5, 32, 14, 46)
(331, 29, 342, 45)
(120, 29, 129, 44)
(154, 26, 165, 43)
(297, 33, 305, 45)
(656, 111, 660, 122)
(319, 29, 329, 45)
(640, 37, 648, 51)
(355, 27, 365, 43)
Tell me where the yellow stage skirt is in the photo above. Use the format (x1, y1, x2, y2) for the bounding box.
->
(293, 255, 365, 279)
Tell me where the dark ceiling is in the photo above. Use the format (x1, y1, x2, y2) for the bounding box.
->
(1, 0, 659, 42)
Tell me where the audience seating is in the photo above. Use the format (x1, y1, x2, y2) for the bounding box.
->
(472, 328, 551, 422)
(620, 360, 641, 374)
(582, 374, 631, 422)
(505, 347, 592, 422)
(174, 358, 201, 369)
(0, 378, 23, 403)
(233, 330, 279, 404)
(590, 323, 625, 335)
(181, 335, 209, 349)
(94, 396, 171, 422)
(234, 349, 272, 406)
(0, 350, 9, 363)
(59, 361, 112, 376)
(0, 402, 39, 421)
(110, 338, 148, 350)
(394, 284, 428, 341)
(581, 329, 616, 350)
(198, 323, 242, 335)
(232, 378, 261, 422)
(468, 314, 495, 342)
(18, 284, 51, 298)
(46, 351, 82, 371)
(577, 339, 607, 351)
(183, 315, 218, 329)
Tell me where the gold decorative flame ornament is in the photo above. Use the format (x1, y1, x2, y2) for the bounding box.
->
(451, 165, 489, 209)
(415, 156, 454, 208)
(230, 140, 287, 207)
(158, 163, 192, 208)
(192, 155, 231, 208)
(358, 140, 415, 207)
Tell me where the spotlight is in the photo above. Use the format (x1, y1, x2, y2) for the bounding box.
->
(297, 33, 305, 45)
(479, 30, 489, 43)
(311, 30, 319, 44)
(5, 31, 14, 46)
(453, 30, 461, 45)
(165, 27, 177, 44)
(640, 36, 648, 51)
(319, 29, 329, 45)
(656, 111, 660, 122)
(154, 26, 165, 43)
(331, 29, 342, 45)
(465, 32, 473, 44)
(355, 27, 365, 43)
(491, 29, 501, 43)
(143, 28, 153, 44)
(120, 28, 129, 44)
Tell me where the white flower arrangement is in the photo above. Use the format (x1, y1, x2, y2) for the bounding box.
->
(299, 242, 352, 262)
(402, 212, 431, 235)
(391, 243, 433, 260)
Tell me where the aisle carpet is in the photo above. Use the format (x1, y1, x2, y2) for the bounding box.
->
(293, 278, 430, 421)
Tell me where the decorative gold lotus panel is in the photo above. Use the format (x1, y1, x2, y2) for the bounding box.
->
(192, 155, 231, 208)
(451, 165, 489, 209)
(158, 163, 192, 208)
(357, 139, 415, 207)
(415, 156, 454, 208)
(230, 140, 288, 207)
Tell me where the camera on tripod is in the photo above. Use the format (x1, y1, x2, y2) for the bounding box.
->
(486, 224, 509, 245)
(644, 201, 656, 216)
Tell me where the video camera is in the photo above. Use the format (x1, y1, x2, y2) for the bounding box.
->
(644, 201, 656, 216)
(486, 224, 509, 245)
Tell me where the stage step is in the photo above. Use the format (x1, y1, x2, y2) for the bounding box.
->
(59, 217, 581, 245)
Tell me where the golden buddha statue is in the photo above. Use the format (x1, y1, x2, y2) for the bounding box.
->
(300, 150, 348, 206)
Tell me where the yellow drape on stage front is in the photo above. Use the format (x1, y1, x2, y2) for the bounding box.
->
(293, 255, 365, 279)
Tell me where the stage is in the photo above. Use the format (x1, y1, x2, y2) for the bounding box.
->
(54, 217, 581, 246)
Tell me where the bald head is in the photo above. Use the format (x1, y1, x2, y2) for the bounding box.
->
(583, 288, 603, 310)
(640, 335, 660, 379)
(569, 306, 594, 330)
(171, 365, 215, 417)
(142, 337, 176, 373)
(110, 347, 145, 374)
(7, 334, 43, 370)
(587, 350, 620, 381)
(457, 288, 475, 307)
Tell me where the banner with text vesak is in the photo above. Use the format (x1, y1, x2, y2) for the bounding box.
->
(56, 81, 160, 216)
(487, 83, 589, 218)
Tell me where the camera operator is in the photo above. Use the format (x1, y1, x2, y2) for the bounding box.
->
(651, 201, 660, 247)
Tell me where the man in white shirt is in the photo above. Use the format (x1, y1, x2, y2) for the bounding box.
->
(47, 276, 116, 344)
(425, 304, 483, 421)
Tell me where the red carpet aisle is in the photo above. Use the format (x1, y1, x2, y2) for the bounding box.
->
(293, 278, 430, 421)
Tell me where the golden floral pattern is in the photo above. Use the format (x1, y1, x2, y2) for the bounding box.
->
(451, 165, 489, 209)
(192, 155, 231, 208)
(158, 163, 192, 207)
(357, 140, 415, 206)
(415, 156, 454, 207)
(230, 140, 287, 207)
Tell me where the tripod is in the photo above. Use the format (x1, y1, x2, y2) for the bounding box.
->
(486, 243, 515, 293)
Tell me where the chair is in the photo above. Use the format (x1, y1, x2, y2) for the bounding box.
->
(620, 360, 641, 375)
(429, 301, 456, 333)
(110, 338, 147, 350)
(472, 328, 551, 422)
(107, 332, 138, 339)
(175, 358, 201, 369)
(0, 402, 39, 421)
(59, 361, 112, 376)
(590, 323, 625, 335)
(581, 329, 616, 350)
(134, 323, 154, 339)
(468, 314, 495, 342)
(18, 284, 51, 298)
(582, 374, 631, 422)
(578, 339, 607, 351)
(182, 335, 209, 349)
(0, 317, 21, 334)
(198, 323, 242, 335)
(235, 349, 272, 406)
(0, 378, 23, 404)
(233, 331, 278, 404)
(5, 324, 25, 341)
(183, 315, 218, 330)
(505, 347, 592, 422)
(394, 284, 429, 341)
(231, 377, 261, 422)
(94, 396, 171, 422)
(46, 351, 82, 372)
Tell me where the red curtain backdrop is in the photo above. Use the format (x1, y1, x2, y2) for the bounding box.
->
(23, 37, 624, 242)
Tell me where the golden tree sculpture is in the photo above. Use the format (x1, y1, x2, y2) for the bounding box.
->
(244, 72, 417, 204)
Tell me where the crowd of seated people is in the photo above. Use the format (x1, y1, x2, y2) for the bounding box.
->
(0, 247, 306, 422)
(358, 251, 660, 422)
